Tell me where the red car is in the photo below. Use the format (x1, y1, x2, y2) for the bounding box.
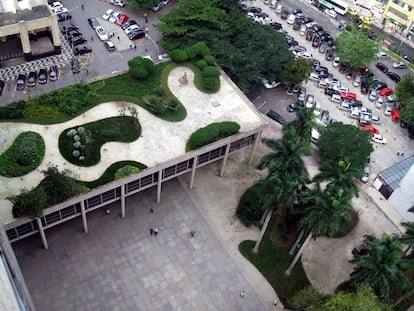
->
(363, 125, 379, 134)
(379, 87, 393, 97)
(116, 13, 128, 26)
(340, 91, 357, 100)
(391, 109, 400, 122)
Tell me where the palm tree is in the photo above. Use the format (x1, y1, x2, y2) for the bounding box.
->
(285, 105, 315, 147)
(400, 221, 414, 256)
(285, 184, 355, 275)
(349, 234, 414, 301)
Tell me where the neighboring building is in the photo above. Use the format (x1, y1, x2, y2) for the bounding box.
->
(383, 0, 414, 38)
(0, 0, 60, 62)
(373, 156, 414, 221)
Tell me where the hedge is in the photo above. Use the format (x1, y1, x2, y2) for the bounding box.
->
(186, 121, 240, 151)
(236, 183, 264, 226)
(0, 100, 26, 119)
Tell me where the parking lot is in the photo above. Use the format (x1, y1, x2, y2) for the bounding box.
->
(246, 1, 414, 184)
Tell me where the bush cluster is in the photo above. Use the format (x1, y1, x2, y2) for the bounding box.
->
(0, 100, 26, 119)
(0, 131, 45, 177)
(65, 127, 92, 161)
(36, 84, 97, 116)
(115, 165, 140, 180)
(143, 87, 180, 115)
(186, 121, 240, 151)
(236, 184, 264, 226)
(128, 56, 155, 80)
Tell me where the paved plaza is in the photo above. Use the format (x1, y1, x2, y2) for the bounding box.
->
(12, 179, 268, 311)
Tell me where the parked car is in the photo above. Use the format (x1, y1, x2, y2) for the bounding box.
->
(128, 29, 145, 40)
(49, 66, 58, 81)
(95, 26, 108, 41)
(27, 71, 37, 87)
(124, 24, 140, 35)
(372, 134, 387, 144)
(109, 11, 121, 23)
(312, 36, 320, 47)
(36, 68, 47, 85)
(384, 103, 393, 116)
(116, 13, 128, 26)
(121, 20, 137, 30)
(74, 45, 92, 55)
(363, 125, 379, 134)
(373, 81, 387, 90)
(387, 71, 401, 83)
(375, 97, 384, 109)
(391, 109, 400, 122)
(368, 89, 378, 101)
(321, 109, 329, 124)
(71, 57, 80, 74)
(313, 102, 322, 117)
(379, 87, 393, 97)
(16, 74, 26, 91)
(70, 36, 87, 45)
(305, 94, 314, 108)
(57, 12, 72, 22)
(61, 23, 79, 34)
(361, 165, 370, 183)
(376, 51, 389, 59)
(103, 40, 115, 51)
(102, 9, 114, 20)
(340, 91, 357, 101)
(392, 61, 407, 69)
(325, 49, 333, 61)
(353, 74, 361, 87)
(324, 8, 337, 19)
(88, 17, 100, 29)
(375, 62, 388, 73)
(110, 0, 125, 7)
(266, 110, 286, 124)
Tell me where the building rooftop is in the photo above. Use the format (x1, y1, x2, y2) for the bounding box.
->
(0, 5, 51, 27)
(378, 155, 414, 190)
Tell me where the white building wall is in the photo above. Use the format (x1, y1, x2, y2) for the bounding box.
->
(0, 0, 47, 13)
(388, 164, 414, 222)
(0, 256, 20, 311)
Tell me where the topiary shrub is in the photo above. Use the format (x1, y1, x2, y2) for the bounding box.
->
(196, 59, 208, 70)
(184, 46, 198, 60)
(164, 97, 180, 111)
(150, 102, 167, 115)
(186, 121, 240, 151)
(203, 54, 216, 65)
(202, 66, 220, 78)
(192, 41, 211, 57)
(169, 49, 188, 62)
(236, 183, 264, 226)
(128, 56, 155, 80)
(203, 77, 220, 91)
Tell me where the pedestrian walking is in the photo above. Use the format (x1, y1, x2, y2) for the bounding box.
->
(273, 299, 279, 306)
(150, 207, 154, 213)
(118, 36, 120, 41)
(240, 290, 245, 297)
(150, 227, 154, 235)
(145, 45, 148, 52)
(397, 150, 401, 156)
(106, 209, 110, 215)
(134, 45, 136, 49)
(191, 230, 196, 237)
(401, 152, 405, 156)
(154, 227, 158, 236)
(144, 13, 148, 24)
(145, 26, 149, 34)
(81, 4, 84, 10)
(91, 35, 94, 42)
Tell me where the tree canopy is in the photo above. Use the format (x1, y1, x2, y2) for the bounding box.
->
(335, 27, 377, 69)
(395, 75, 414, 125)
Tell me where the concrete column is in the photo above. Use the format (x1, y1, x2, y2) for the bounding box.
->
(121, 184, 126, 218)
(18, 21, 31, 55)
(189, 156, 197, 190)
(249, 131, 262, 165)
(156, 170, 162, 203)
(36, 218, 48, 250)
(80, 200, 88, 234)
(219, 143, 231, 177)
(49, 15, 61, 48)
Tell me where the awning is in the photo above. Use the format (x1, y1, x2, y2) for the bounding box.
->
(390, 18, 396, 24)
(399, 24, 408, 29)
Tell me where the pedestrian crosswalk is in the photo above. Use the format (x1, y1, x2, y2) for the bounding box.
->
(0, 35, 73, 82)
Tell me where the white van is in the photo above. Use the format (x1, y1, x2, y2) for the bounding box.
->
(275, 4, 283, 14)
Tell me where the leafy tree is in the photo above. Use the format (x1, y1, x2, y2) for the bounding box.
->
(127, 0, 157, 9)
(349, 234, 414, 301)
(289, 285, 325, 311)
(335, 27, 377, 69)
(127, 57, 155, 80)
(280, 58, 313, 88)
(395, 74, 414, 105)
(400, 97, 414, 126)
(400, 220, 414, 255)
(9, 187, 48, 219)
(284, 105, 315, 150)
(324, 284, 393, 311)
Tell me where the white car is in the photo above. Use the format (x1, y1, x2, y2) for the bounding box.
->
(124, 24, 140, 35)
(263, 79, 280, 89)
(375, 97, 384, 109)
(313, 102, 322, 117)
(109, 11, 121, 23)
(331, 94, 342, 104)
(384, 103, 393, 116)
(339, 101, 351, 111)
(53, 6, 68, 14)
(110, 0, 125, 7)
(332, 56, 340, 67)
(361, 165, 370, 182)
(103, 9, 114, 20)
(324, 8, 337, 19)
(50, 1, 63, 10)
(372, 134, 387, 144)
(368, 89, 378, 101)
(299, 51, 313, 60)
(287, 14, 295, 25)
(371, 114, 381, 124)
(95, 26, 109, 41)
(305, 95, 314, 108)
(393, 61, 408, 69)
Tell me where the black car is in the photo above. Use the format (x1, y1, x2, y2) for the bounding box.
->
(408, 125, 414, 139)
(27, 71, 37, 87)
(74, 45, 92, 55)
(293, 20, 302, 30)
(360, 81, 369, 94)
(266, 110, 286, 124)
(287, 40, 298, 47)
(269, 22, 282, 30)
(88, 17, 100, 29)
(287, 103, 296, 113)
(348, 100, 363, 108)
(325, 88, 339, 96)
(38, 68, 48, 84)
(387, 71, 401, 83)
(61, 24, 79, 34)
(0, 80, 5, 95)
(49, 66, 58, 82)
(305, 30, 313, 41)
(128, 29, 145, 40)
(70, 36, 87, 45)
(66, 29, 82, 39)
(400, 120, 408, 128)
(291, 8, 302, 15)
(339, 61, 347, 73)
(312, 37, 320, 47)
(303, 17, 314, 24)
(376, 62, 388, 73)
(403, 55, 414, 64)
(325, 49, 333, 61)
(57, 12, 72, 22)
(71, 57, 80, 74)
(247, 6, 262, 13)
(281, 10, 289, 20)
(16, 74, 26, 91)
(312, 24, 323, 33)
(121, 20, 137, 30)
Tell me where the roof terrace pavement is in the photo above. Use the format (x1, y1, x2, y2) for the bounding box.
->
(0, 66, 266, 223)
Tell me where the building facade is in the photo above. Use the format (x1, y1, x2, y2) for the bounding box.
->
(383, 0, 414, 37)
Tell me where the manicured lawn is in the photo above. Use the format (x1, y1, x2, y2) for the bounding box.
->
(239, 220, 310, 307)
(59, 116, 141, 166)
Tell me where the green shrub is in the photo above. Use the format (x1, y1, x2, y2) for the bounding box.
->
(143, 94, 160, 108)
(155, 85, 165, 97)
(236, 183, 264, 226)
(203, 54, 216, 65)
(0, 131, 45, 177)
(24, 102, 59, 118)
(100, 129, 119, 140)
(9, 187, 48, 219)
(184, 46, 198, 60)
(115, 165, 140, 180)
(196, 60, 208, 70)
(128, 56, 155, 80)
(169, 49, 188, 62)
(202, 66, 220, 78)
(150, 102, 167, 115)
(186, 121, 240, 151)
(0, 100, 26, 119)
(203, 76, 220, 91)
(165, 97, 180, 111)
(192, 41, 211, 57)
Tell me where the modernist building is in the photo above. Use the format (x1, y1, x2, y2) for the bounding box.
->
(0, 0, 60, 62)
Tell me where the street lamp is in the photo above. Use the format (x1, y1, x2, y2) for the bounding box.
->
(145, 34, 160, 59)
